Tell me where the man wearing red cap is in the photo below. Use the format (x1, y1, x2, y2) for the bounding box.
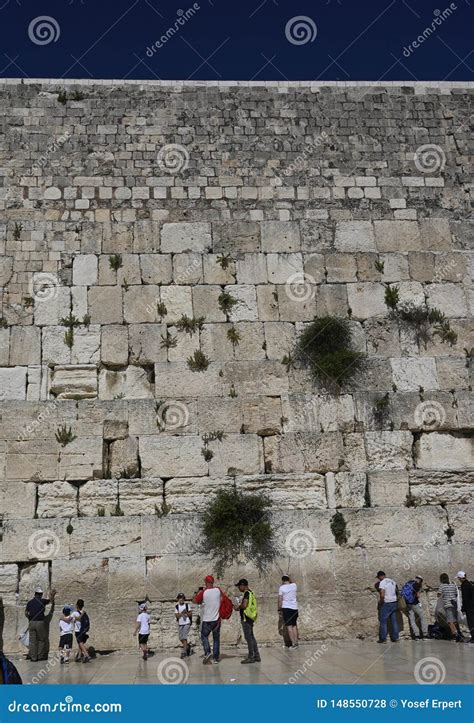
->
(193, 576, 222, 663)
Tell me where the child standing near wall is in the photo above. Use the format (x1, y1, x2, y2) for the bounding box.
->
(59, 606, 74, 664)
(175, 593, 193, 658)
(134, 603, 151, 660)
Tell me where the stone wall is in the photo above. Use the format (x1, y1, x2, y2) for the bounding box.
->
(0, 80, 472, 651)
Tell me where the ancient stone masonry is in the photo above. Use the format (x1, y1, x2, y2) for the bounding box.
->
(0, 79, 472, 650)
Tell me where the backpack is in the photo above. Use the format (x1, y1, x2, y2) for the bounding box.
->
(0, 654, 22, 685)
(79, 611, 90, 634)
(401, 580, 417, 605)
(244, 590, 258, 621)
(218, 590, 233, 620)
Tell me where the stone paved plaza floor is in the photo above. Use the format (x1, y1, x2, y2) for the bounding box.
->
(12, 640, 473, 685)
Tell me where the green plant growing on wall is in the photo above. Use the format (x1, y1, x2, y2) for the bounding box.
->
(13, 222, 23, 241)
(110, 503, 124, 517)
(374, 258, 385, 274)
(384, 284, 399, 310)
(66, 522, 74, 535)
(216, 253, 233, 270)
(57, 90, 68, 105)
(229, 383, 238, 398)
(0, 318, 8, 328)
(176, 314, 205, 335)
(396, 303, 457, 347)
(155, 501, 171, 518)
(201, 430, 226, 461)
(281, 353, 295, 373)
(82, 314, 91, 328)
(295, 316, 364, 390)
(160, 330, 177, 349)
(187, 349, 210, 372)
(330, 511, 349, 545)
(60, 312, 81, 349)
(227, 326, 241, 347)
(109, 254, 123, 272)
(218, 290, 238, 318)
(55, 425, 77, 446)
(23, 296, 34, 309)
(97, 506, 106, 517)
(157, 302, 168, 318)
(201, 489, 276, 576)
(71, 90, 85, 101)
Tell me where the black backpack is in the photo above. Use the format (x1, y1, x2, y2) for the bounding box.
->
(0, 654, 22, 684)
(79, 611, 90, 634)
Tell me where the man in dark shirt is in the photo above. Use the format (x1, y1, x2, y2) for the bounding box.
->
(457, 571, 474, 643)
(25, 587, 56, 661)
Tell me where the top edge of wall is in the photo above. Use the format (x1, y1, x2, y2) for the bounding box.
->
(1, 78, 473, 93)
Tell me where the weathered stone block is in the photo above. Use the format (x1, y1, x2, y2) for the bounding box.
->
(161, 222, 211, 253)
(409, 470, 474, 505)
(36, 480, 77, 518)
(267, 253, 303, 284)
(88, 286, 123, 324)
(335, 221, 376, 252)
(264, 432, 344, 474)
(239, 473, 327, 510)
(58, 436, 103, 481)
(415, 433, 473, 470)
(374, 221, 421, 252)
(78, 479, 118, 516)
(123, 285, 160, 324)
(0, 366, 27, 401)
(154, 362, 223, 398)
(368, 470, 409, 507)
(101, 325, 129, 367)
(9, 326, 41, 366)
(129, 323, 166, 365)
(208, 434, 263, 476)
(236, 253, 267, 284)
(140, 254, 172, 285)
(261, 222, 300, 253)
(172, 253, 203, 284)
(325, 471, 367, 508)
(192, 285, 226, 322)
(165, 477, 231, 514)
(50, 364, 98, 399)
(347, 283, 386, 319)
(391, 357, 438, 391)
(364, 431, 413, 470)
(140, 436, 208, 477)
(0, 480, 36, 518)
(109, 436, 139, 479)
(119, 479, 164, 516)
(98, 366, 153, 400)
(159, 285, 193, 322)
(73, 254, 98, 286)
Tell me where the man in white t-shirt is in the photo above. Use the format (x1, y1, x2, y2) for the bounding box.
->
(193, 575, 221, 664)
(278, 575, 299, 649)
(376, 571, 399, 643)
(134, 603, 151, 660)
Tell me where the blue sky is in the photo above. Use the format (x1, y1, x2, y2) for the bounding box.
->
(0, 0, 472, 80)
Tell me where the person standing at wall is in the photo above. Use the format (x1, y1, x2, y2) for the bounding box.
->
(278, 575, 299, 649)
(134, 603, 151, 660)
(193, 575, 222, 664)
(25, 587, 57, 662)
(376, 571, 399, 643)
(401, 575, 428, 640)
(456, 571, 474, 643)
(438, 573, 463, 641)
(234, 578, 260, 664)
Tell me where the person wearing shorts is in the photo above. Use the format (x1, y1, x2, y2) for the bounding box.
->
(72, 599, 91, 663)
(278, 575, 299, 649)
(59, 606, 74, 664)
(175, 593, 193, 658)
(438, 573, 462, 641)
(134, 603, 150, 660)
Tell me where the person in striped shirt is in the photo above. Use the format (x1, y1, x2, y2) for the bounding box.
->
(438, 573, 462, 641)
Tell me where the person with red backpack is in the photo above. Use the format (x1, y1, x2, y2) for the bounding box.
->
(193, 575, 222, 664)
(401, 575, 428, 640)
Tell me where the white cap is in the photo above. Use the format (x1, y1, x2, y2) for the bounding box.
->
(34, 587, 43, 594)
(456, 571, 466, 579)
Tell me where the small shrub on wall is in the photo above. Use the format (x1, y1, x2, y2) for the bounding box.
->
(201, 489, 276, 576)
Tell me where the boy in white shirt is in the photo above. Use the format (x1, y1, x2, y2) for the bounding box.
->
(175, 593, 193, 658)
(278, 575, 299, 649)
(59, 606, 74, 664)
(376, 570, 399, 643)
(134, 603, 151, 660)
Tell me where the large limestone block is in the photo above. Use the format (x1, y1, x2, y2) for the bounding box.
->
(0, 563, 19, 604)
(266, 253, 303, 284)
(50, 364, 98, 399)
(409, 470, 474, 505)
(0, 366, 27, 401)
(58, 437, 103, 481)
(203, 254, 236, 285)
(101, 325, 129, 366)
(270, 509, 336, 552)
(109, 436, 139, 479)
(420, 219, 452, 251)
(159, 285, 193, 322)
(391, 357, 438, 391)
(6, 439, 58, 482)
(72, 254, 98, 285)
(172, 252, 203, 285)
(0, 256, 13, 286)
(315, 284, 348, 317)
(140, 253, 172, 285)
(18, 562, 50, 604)
(374, 221, 422, 252)
(221, 361, 289, 397)
(347, 283, 386, 319)
(192, 285, 226, 322)
(208, 434, 263, 476)
(264, 432, 344, 474)
(141, 514, 201, 557)
(236, 253, 267, 284)
(133, 220, 160, 253)
(129, 323, 166, 364)
(71, 326, 101, 365)
(78, 479, 118, 516)
(277, 284, 318, 322)
(68, 517, 141, 558)
(161, 222, 211, 253)
(88, 286, 123, 324)
(119, 479, 164, 516)
(325, 471, 367, 508)
(140, 436, 208, 477)
(0, 328, 9, 365)
(52, 557, 109, 602)
(212, 221, 260, 254)
(261, 222, 300, 253)
(0, 518, 69, 562)
(239, 473, 327, 510)
(426, 283, 468, 318)
(165, 477, 232, 513)
(415, 433, 473, 470)
(123, 285, 160, 323)
(335, 221, 376, 252)
(197, 397, 242, 433)
(232, 322, 266, 361)
(102, 223, 133, 254)
(264, 321, 296, 360)
(368, 471, 409, 507)
(129, 398, 197, 436)
(34, 287, 70, 326)
(108, 556, 146, 601)
(445, 504, 474, 544)
(9, 326, 41, 366)
(154, 362, 223, 398)
(200, 323, 234, 361)
(242, 396, 283, 435)
(41, 326, 71, 366)
(0, 480, 36, 518)
(98, 366, 153, 400)
(257, 285, 279, 321)
(319, 395, 355, 433)
(364, 431, 413, 470)
(226, 284, 258, 322)
(36, 480, 77, 518)
(325, 253, 358, 282)
(344, 506, 447, 548)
